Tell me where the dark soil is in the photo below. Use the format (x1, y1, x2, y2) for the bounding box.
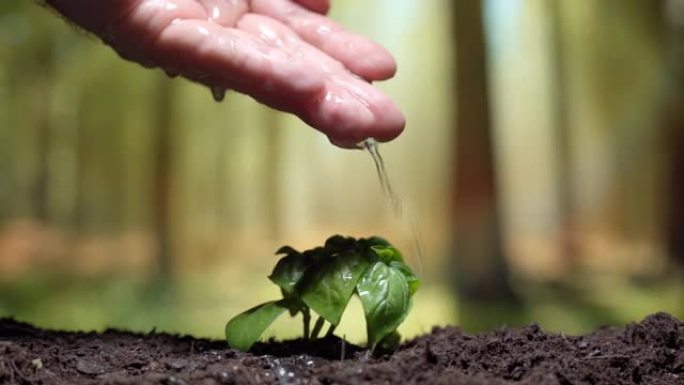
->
(1, 313, 682, 385)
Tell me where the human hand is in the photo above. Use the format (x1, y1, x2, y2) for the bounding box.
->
(46, 0, 405, 147)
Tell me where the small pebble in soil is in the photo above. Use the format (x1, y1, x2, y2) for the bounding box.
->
(75, 358, 107, 375)
(31, 358, 42, 369)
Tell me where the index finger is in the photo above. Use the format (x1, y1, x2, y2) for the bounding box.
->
(251, 0, 397, 81)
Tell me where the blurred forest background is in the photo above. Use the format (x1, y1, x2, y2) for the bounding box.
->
(0, 0, 682, 342)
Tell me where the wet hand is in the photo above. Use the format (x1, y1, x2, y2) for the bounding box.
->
(48, 0, 405, 147)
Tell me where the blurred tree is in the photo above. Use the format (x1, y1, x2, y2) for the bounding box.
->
(450, 0, 521, 331)
(580, 0, 666, 244)
(548, 0, 579, 265)
(30, 50, 52, 222)
(152, 77, 175, 285)
(4, 11, 59, 222)
(664, 0, 684, 270)
(263, 111, 283, 239)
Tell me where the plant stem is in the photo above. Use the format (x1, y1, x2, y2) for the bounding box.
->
(302, 308, 311, 340)
(326, 323, 337, 337)
(311, 316, 325, 339)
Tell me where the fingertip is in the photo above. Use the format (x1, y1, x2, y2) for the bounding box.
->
(351, 47, 397, 81)
(326, 109, 405, 149)
(375, 48, 398, 80)
(322, 32, 398, 81)
(293, 0, 331, 14)
(308, 89, 405, 147)
(290, 68, 405, 148)
(368, 103, 406, 143)
(328, 138, 364, 149)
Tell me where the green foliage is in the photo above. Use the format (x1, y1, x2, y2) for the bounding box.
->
(357, 261, 411, 347)
(224, 235, 420, 351)
(223, 300, 288, 352)
(299, 251, 370, 325)
(269, 247, 307, 297)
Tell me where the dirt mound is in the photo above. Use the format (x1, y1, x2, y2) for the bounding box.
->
(1, 313, 682, 384)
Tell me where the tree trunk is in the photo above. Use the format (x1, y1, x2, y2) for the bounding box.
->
(450, 0, 521, 331)
(548, 0, 579, 265)
(152, 78, 175, 286)
(263, 110, 282, 240)
(664, 0, 684, 269)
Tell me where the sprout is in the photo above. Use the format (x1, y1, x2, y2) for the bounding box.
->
(225, 235, 420, 351)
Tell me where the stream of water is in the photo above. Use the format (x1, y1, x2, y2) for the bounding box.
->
(361, 139, 424, 275)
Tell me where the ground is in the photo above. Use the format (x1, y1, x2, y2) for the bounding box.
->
(1, 313, 682, 385)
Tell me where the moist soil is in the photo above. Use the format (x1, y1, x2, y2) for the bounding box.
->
(1, 313, 682, 385)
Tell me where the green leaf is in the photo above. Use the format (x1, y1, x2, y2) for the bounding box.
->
(225, 301, 287, 351)
(389, 261, 421, 296)
(302, 246, 327, 262)
(364, 236, 391, 248)
(276, 245, 299, 256)
(370, 245, 404, 263)
(378, 330, 402, 351)
(300, 252, 371, 325)
(269, 253, 310, 296)
(279, 294, 306, 317)
(324, 235, 354, 252)
(357, 262, 411, 347)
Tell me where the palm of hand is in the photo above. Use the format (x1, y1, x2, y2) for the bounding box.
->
(104, 0, 404, 146)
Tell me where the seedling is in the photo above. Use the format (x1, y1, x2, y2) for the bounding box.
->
(225, 235, 420, 351)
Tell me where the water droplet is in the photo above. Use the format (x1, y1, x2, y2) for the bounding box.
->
(211, 86, 226, 102)
(210, 6, 221, 21)
(196, 25, 210, 36)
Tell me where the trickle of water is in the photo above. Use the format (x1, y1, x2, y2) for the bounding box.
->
(361, 139, 403, 217)
(211, 86, 227, 102)
(360, 138, 424, 275)
(409, 213, 425, 277)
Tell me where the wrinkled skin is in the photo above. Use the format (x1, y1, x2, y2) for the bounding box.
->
(46, 0, 405, 147)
